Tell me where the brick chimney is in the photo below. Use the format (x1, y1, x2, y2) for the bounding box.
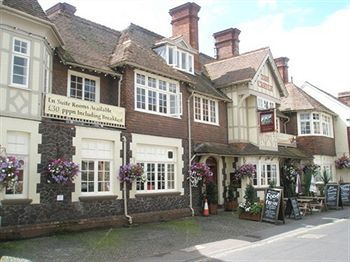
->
(46, 2, 76, 16)
(338, 91, 350, 106)
(169, 2, 200, 72)
(274, 57, 289, 83)
(213, 28, 241, 60)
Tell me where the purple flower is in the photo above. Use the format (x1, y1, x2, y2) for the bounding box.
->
(0, 155, 23, 188)
(118, 163, 145, 184)
(45, 159, 79, 184)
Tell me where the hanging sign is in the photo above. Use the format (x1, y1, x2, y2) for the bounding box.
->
(260, 110, 275, 133)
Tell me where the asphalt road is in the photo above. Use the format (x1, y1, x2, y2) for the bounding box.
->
(1, 207, 349, 262)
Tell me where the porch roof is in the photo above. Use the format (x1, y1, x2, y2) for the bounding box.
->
(194, 142, 312, 160)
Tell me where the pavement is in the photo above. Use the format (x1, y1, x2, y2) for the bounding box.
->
(0, 207, 349, 262)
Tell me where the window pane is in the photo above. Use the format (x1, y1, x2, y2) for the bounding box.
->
(169, 83, 176, 93)
(81, 160, 94, 192)
(188, 55, 193, 73)
(97, 161, 110, 192)
(136, 74, 145, 85)
(137, 87, 146, 109)
(209, 100, 216, 123)
(194, 97, 201, 120)
(159, 93, 167, 113)
(148, 77, 156, 88)
(147, 163, 155, 191)
(84, 79, 96, 102)
(148, 90, 157, 111)
(70, 75, 83, 99)
(157, 164, 165, 190)
(159, 80, 167, 91)
(168, 47, 174, 64)
(202, 99, 209, 121)
(12, 56, 27, 85)
(181, 52, 187, 69)
(167, 164, 175, 189)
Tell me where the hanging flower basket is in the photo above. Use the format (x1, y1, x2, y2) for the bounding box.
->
(188, 162, 213, 187)
(335, 154, 350, 169)
(0, 156, 23, 189)
(118, 163, 145, 184)
(234, 163, 256, 180)
(45, 159, 79, 185)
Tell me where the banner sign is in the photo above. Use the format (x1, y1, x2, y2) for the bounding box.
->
(44, 94, 125, 128)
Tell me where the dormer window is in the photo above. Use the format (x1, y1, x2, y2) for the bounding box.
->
(155, 45, 194, 74)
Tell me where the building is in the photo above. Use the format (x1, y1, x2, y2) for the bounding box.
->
(278, 60, 337, 183)
(1, 0, 312, 237)
(301, 82, 350, 182)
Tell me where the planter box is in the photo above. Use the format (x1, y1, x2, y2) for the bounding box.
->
(239, 212, 261, 221)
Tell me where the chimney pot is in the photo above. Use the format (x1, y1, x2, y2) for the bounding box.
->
(213, 28, 241, 60)
(274, 57, 289, 84)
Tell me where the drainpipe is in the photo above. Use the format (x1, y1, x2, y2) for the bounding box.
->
(188, 91, 195, 216)
(117, 75, 123, 107)
(122, 135, 132, 225)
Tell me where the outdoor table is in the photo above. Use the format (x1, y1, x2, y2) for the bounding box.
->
(297, 198, 313, 216)
(298, 196, 326, 212)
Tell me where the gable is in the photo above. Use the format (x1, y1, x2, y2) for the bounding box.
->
(251, 55, 287, 101)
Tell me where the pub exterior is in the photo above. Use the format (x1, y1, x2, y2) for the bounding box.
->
(0, 0, 326, 238)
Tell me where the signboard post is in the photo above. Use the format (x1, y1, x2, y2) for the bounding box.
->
(285, 197, 302, 220)
(261, 188, 285, 224)
(340, 183, 350, 205)
(325, 184, 343, 209)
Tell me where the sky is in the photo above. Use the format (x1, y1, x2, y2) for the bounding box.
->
(38, 0, 350, 96)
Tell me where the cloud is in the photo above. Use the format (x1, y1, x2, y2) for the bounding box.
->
(232, 6, 350, 96)
(257, 0, 277, 9)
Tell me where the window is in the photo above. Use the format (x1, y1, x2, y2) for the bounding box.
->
(136, 163, 175, 192)
(5, 132, 29, 197)
(252, 163, 278, 187)
(68, 71, 100, 102)
(43, 50, 51, 93)
(135, 145, 177, 193)
(81, 140, 113, 194)
(298, 112, 333, 137)
(194, 95, 218, 124)
(315, 164, 333, 183)
(135, 71, 182, 117)
(257, 97, 275, 110)
(154, 45, 194, 74)
(11, 38, 30, 87)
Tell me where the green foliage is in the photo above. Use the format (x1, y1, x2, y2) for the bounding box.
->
(319, 169, 331, 185)
(205, 181, 218, 204)
(244, 183, 257, 203)
(224, 184, 236, 201)
(268, 180, 276, 188)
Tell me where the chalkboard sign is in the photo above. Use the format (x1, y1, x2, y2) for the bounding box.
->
(262, 188, 285, 224)
(325, 184, 342, 209)
(340, 184, 350, 205)
(285, 197, 302, 220)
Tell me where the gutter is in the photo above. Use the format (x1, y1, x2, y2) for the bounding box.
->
(187, 91, 195, 216)
(122, 135, 132, 225)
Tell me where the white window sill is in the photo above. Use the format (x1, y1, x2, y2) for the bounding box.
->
(135, 191, 181, 197)
(298, 133, 334, 139)
(194, 119, 219, 126)
(135, 108, 182, 119)
(8, 84, 30, 91)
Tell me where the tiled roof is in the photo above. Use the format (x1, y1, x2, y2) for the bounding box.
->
(110, 24, 191, 83)
(184, 72, 229, 100)
(3, 0, 49, 21)
(48, 11, 121, 74)
(194, 142, 312, 159)
(204, 47, 270, 87)
(280, 82, 335, 115)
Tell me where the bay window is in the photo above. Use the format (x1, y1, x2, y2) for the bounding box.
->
(298, 112, 333, 137)
(135, 71, 182, 117)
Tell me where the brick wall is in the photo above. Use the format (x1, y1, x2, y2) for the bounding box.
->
(52, 55, 119, 106)
(285, 112, 298, 135)
(297, 136, 336, 156)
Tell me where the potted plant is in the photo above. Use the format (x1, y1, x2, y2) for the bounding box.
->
(118, 163, 146, 184)
(188, 162, 213, 187)
(205, 181, 218, 214)
(238, 183, 263, 221)
(234, 163, 256, 180)
(0, 155, 23, 189)
(224, 184, 237, 211)
(45, 158, 79, 185)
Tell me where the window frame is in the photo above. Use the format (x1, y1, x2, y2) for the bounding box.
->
(193, 95, 219, 125)
(297, 111, 333, 138)
(257, 97, 275, 110)
(80, 139, 113, 195)
(11, 37, 30, 88)
(252, 162, 279, 187)
(67, 70, 100, 102)
(5, 131, 29, 199)
(134, 70, 182, 118)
